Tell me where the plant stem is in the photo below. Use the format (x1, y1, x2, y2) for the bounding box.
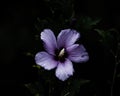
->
(110, 43, 119, 96)
(110, 56, 118, 96)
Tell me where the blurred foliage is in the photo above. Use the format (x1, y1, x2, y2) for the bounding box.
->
(60, 79, 90, 96)
(75, 16, 101, 31)
(94, 29, 116, 49)
(25, 78, 91, 96)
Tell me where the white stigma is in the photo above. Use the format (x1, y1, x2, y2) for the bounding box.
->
(58, 48, 65, 57)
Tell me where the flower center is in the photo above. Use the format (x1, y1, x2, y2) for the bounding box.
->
(58, 48, 65, 58)
(54, 48, 68, 62)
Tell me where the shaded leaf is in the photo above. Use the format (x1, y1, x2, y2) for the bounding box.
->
(76, 16, 101, 31)
(61, 79, 90, 96)
(25, 82, 44, 96)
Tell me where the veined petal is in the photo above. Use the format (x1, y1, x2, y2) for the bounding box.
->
(55, 59, 74, 81)
(41, 29, 57, 55)
(35, 52, 57, 70)
(67, 44, 89, 63)
(57, 29, 80, 48)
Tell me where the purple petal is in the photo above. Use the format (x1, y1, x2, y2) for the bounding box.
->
(55, 59, 74, 81)
(41, 29, 57, 55)
(35, 52, 57, 70)
(57, 29, 80, 48)
(67, 44, 89, 63)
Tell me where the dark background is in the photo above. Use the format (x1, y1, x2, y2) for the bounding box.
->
(0, 0, 120, 96)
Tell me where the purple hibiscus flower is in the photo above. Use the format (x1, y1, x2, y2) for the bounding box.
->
(35, 29, 89, 81)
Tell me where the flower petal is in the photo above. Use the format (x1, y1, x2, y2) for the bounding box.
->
(41, 29, 57, 55)
(55, 59, 74, 81)
(35, 52, 57, 70)
(57, 29, 80, 48)
(67, 44, 89, 63)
